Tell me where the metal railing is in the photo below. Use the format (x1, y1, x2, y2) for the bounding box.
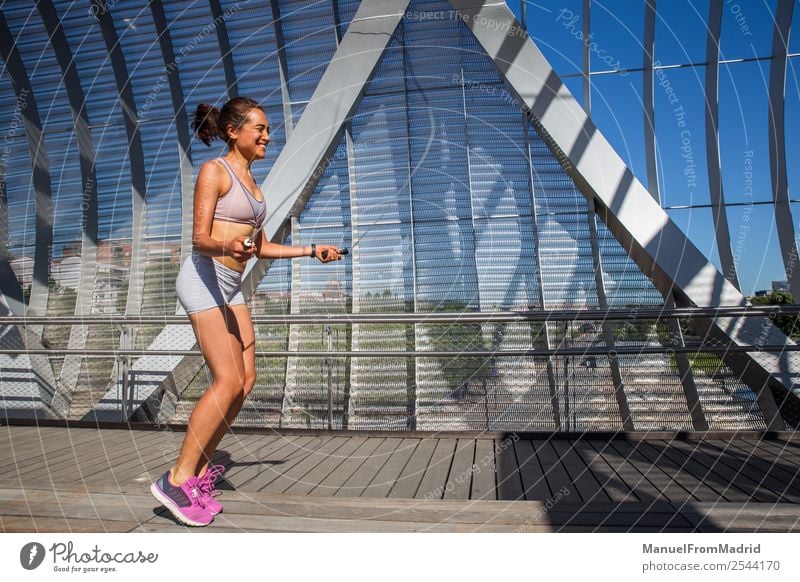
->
(2, 307, 798, 428)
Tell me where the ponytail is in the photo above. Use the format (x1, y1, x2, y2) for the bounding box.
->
(192, 103, 223, 146)
(192, 97, 264, 146)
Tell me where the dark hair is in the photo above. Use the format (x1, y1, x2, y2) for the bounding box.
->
(192, 97, 264, 146)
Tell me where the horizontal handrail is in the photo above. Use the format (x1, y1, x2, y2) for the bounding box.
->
(1, 305, 799, 325)
(2, 344, 798, 357)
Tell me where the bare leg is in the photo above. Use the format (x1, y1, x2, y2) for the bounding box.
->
(192, 304, 256, 476)
(171, 305, 253, 485)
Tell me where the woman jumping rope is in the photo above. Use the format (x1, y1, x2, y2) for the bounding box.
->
(150, 97, 342, 526)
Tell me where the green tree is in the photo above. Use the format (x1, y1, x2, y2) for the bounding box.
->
(751, 290, 799, 340)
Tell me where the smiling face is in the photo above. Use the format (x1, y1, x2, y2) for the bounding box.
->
(227, 108, 270, 162)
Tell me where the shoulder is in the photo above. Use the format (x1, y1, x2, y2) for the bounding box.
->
(196, 159, 231, 194)
(199, 158, 226, 174)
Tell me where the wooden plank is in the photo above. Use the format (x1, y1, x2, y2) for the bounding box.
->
(588, 439, 663, 502)
(105, 433, 269, 487)
(307, 437, 384, 497)
(441, 439, 476, 501)
(389, 438, 439, 499)
(361, 438, 420, 498)
(224, 435, 308, 489)
(470, 438, 496, 500)
(720, 440, 800, 500)
(513, 439, 550, 501)
(259, 437, 350, 493)
(240, 436, 326, 490)
(63, 431, 182, 484)
(413, 439, 457, 500)
(222, 435, 301, 487)
(749, 438, 800, 462)
(688, 440, 789, 502)
(651, 439, 749, 503)
(13, 429, 164, 479)
(0, 426, 92, 462)
(495, 438, 524, 501)
(634, 441, 720, 502)
(0, 514, 137, 533)
(335, 438, 400, 497)
(0, 495, 157, 524)
(737, 438, 800, 477)
(534, 440, 577, 501)
(607, 440, 691, 502)
(569, 440, 636, 503)
(551, 439, 610, 503)
(284, 437, 367, 496)
(669, 440, 777, 503)
(2, 427, 119, 476)
(685, 503, 800, 533)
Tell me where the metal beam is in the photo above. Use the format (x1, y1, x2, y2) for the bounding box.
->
(270, 0, 295, 139)
(39, 0, 100, 418)
(448, 0, 798, 429)
(524, 120, 561, 430)
(643, 0, 658, 202)
(582, 0, 591, 112)
(0, 11, 52, 321)
(93, 2, 148, 296)
(705, 0, 740, 289)
(768, 0, 799, 303)
(0, 173, 25, 314)
(149, 0, 195, 271)
(0, 8, 58, 412)
(209, 0, 239, 99)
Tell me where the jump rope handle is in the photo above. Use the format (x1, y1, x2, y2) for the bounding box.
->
(320, 248, 349, 260)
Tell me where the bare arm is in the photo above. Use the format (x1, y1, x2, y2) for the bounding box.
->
(254, 229, 340, 262)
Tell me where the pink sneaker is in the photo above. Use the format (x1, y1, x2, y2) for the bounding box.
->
(150, 470, 214, 527)
(197, 464, 225, 515)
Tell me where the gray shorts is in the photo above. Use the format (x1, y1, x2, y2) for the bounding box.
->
(176, 251, 246, 315)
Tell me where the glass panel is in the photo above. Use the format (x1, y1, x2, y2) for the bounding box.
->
(221, 0, 286, 178)
(281, 0, 338, 103)
(729, 203, 789, 295)
(654, 66, 711, 207)
(719, 61, 773, 203)
(787, 58, 800, 209)
(591, 71, 648, 188)
(162, 1, 228, 108)
(655, 0, 709, 65)
(590, 0, 645, 72)
(720, 0, 777, 60)
(526, 0, 583, 78)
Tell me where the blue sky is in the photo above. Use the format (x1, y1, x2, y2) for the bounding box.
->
(506, 0, 796, 295)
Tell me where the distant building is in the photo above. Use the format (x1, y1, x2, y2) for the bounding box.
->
(753, 290, 770, 298)
(772, 280, 789, 292)
(51, 255, 81, 290)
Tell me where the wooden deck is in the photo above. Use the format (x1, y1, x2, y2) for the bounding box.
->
(2, 423, 800, 532)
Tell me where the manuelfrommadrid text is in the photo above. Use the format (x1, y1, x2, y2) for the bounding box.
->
(643, 544, 761, 554)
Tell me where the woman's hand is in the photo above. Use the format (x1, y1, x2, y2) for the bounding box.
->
(315, 245, 342, 263)
(225, 235, 257, 263)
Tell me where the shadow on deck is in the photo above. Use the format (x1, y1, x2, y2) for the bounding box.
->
(2, 422, 800, 532)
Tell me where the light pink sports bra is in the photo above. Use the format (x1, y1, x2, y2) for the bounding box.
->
(213, 158, 266, 228)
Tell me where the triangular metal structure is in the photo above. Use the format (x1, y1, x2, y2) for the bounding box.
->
(139, 0, 797, 428)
